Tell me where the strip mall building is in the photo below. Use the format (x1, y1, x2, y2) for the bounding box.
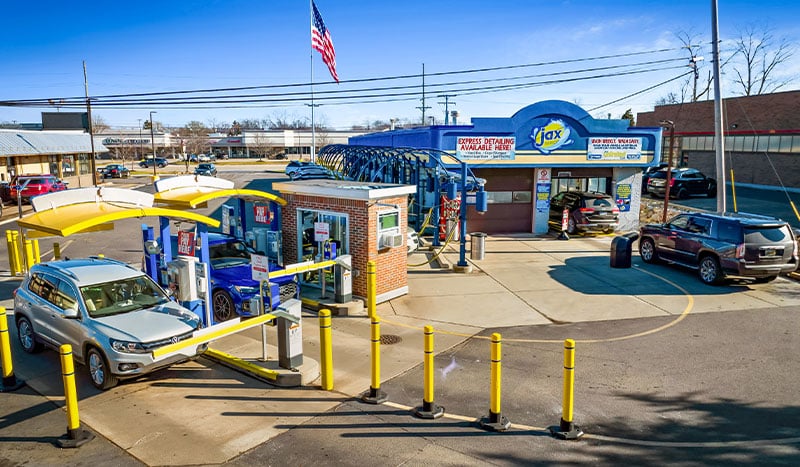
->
(350, 100, 663, 234)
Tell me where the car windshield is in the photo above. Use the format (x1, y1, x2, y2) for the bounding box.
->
(80, 274, 169, 318)
(198, 164, 212, 169)
(209, 240, 252, 269)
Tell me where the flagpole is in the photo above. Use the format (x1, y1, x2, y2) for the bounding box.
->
(310, 0, 316, 163)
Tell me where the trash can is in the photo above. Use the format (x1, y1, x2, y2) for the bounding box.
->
(470, 232, 487, 260)
(610, 232, 640, 268)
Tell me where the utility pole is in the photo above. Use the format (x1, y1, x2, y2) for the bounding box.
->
(686, 45, 705, 102)
(416, 63, 430, 125)
(83, 61, 95, 188)
(438, 94, 456, 125)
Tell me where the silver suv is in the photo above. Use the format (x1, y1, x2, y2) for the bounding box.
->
(14, 257, 205, 390)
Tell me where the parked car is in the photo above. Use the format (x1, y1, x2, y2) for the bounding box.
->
(194, 163, 217, 177)
(288, 164, 336, 181)
(641, 163, 669, 193)
(100, 164, 130, 179)
(639, 212, 799, 285)
(285, 161, 315, 177)
(197, 154, 216, 162)
(648, 168, 716, 199)
(170, 233, 298, 323)
(9, 174, 68, 204)
(548, 191, 619, 235)
(139, 157, 169, 168)
(14, 257, 206, 390)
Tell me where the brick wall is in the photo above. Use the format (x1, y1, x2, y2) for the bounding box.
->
(282, 194, 408, 300)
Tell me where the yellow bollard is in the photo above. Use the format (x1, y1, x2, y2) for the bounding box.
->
(33, 239, 40, 265)
(6, 231, 18, 276)
(0, 307, 25, 392)
(24, 239, 34, 273)
(366, 260, 376, 319)
(414, 325, 444, 419)
(480, 332, 510, 431)
(53, 242, 61, 260)
(319, 309, 333, 391)
(550, 339, 583, 440)
(10, 231, 22, 275)
(360, 315, 387, 404)
(57, 344, 95, 448)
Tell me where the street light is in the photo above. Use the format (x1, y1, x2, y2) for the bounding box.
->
(137, 118, 143, 163)
(659, 120, 676, 223)
(149, 111, 157, 179)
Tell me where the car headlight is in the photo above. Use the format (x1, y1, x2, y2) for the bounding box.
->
(233, 285, 259, 295)
(110, 339, 147, 354)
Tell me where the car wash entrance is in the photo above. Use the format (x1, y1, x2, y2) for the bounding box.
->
(550, 169, 612, 195)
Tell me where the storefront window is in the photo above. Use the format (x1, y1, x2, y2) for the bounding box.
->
(62, 155, 76, 176)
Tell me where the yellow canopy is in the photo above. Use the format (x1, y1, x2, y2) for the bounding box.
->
(153, 187, 287, 209)
(18, 203, 220, 237)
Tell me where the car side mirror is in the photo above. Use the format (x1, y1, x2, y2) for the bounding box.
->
(64, 305, 80, 319)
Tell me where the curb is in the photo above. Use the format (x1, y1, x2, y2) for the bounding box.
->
(203, 348, 318, 387)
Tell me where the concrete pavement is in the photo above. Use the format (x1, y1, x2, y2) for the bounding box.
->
(2, 232, 799, 465)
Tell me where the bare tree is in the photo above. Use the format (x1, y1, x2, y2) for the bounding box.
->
(182, 121, 210, 156)
(92, 115, 110, 133)
(730, 26, 795, 96)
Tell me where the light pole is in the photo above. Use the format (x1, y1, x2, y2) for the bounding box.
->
(149, 111, 157, 179)
(137, 119, 143, 164)
(659, 120, 676, 223)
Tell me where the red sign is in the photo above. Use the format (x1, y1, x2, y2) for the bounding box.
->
(438, 195, 461, 241)
(253, 205, 273, 224)
(177, 231, 195, 256)
(561, 208, 570, 232)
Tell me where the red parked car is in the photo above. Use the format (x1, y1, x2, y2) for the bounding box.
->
(9, 174, 68, 204)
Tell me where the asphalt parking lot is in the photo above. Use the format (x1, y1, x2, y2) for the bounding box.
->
(1, 166, 799, 466)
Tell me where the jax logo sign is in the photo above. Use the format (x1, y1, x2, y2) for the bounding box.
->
(530, 119, 573, 154)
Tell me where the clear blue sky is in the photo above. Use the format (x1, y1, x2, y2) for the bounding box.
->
(2, 1, 799, 131)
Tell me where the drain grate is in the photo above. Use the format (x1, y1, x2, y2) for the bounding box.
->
(380, 334, 403, 345)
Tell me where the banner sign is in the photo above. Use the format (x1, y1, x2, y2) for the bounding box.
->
(177, 231, 195, 256)
(253, 205, 273, 224)
(615, 183, 632, 212)
(456, 136, 515, 160)
(251, 254, 270, 281)
(587, 137, 642, 161)
(314, 222, 330, 242)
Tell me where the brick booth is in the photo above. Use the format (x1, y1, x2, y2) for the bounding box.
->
(272, 180, 416, 303)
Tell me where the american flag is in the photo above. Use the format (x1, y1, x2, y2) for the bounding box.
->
(311, 1, 338, 82)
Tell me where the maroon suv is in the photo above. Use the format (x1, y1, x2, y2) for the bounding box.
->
(9, 174, 68, 204)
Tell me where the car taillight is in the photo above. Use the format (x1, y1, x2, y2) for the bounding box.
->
(669, 179, 676, 187)
(579, 208, 594, 214)
(612, 206, 620, 214)
(735, 243, 746, 259)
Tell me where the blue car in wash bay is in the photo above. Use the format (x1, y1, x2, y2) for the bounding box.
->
(170, 232, 297, 323)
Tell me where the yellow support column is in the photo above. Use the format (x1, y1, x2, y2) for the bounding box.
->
(414, 325, 444, 419)
(550, 338, 584, 440)
(23, 239, 34, 273)
(319, 309, 334, 391)
(366, 260, 376, 319)
(360, 315, 387, 404)
(53, 242, 61, 260)
(0, 307, 25, 392)
(57, 344, 95, 448)
(480, 333, 510, 431)
(6, 231, 19, 276)
(33, 239, 40, 264)
(10, 231, 22, 275)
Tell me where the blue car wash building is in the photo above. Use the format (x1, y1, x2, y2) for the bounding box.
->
(350, 100, 663, 235)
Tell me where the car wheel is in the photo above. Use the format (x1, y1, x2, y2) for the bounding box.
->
(87, 347, 118, 390)
(753, 275, 778, 284)
(17, 316, 43, 353)
(567, 217, 577, 235)
(676, 188, 689, 199)
(639, 238, 659, 264)
(698, 255, 724, 285)
(212, 290, 236, 322)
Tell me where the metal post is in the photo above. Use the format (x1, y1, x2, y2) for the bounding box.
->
(32, 239, 40, 264)
(480, 332, 510, 431)
(57, 344, 95, 448)
(24, 239, 34, 273)
(6, 231, 18, 276)
(550, 338, 583, 440)
(660, 120, 676, 223)
(0, 307, 25, 392)
(53, 241, 61, 260)
(457, 161, 469, 268)
(361, 315, 387, 404)
(149, 111, 158, 181)
(10, 231, 22, 275)
(319, 309, 333, 390)
(414, 325, 444, 418)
